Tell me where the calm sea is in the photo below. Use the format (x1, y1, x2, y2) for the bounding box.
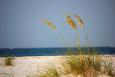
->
(0, 47, 115, 57)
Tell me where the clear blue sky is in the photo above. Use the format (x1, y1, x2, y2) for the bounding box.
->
(0, 0, 115, 48)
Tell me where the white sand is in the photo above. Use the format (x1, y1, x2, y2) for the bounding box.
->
(0, 55, 115, 77)
(0, 56, 64, 77)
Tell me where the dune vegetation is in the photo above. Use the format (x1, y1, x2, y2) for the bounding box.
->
(5, 56, 14, 66)
(40, 14, 115, 77)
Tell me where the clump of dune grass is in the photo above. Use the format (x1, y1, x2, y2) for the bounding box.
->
(84, 54, 102, 77)
(102, 57, 115, 77)
(39, 66, 60, 77)
(62, 55, 89, 77)
(62, 55, 86, 76)
(5, 56, 14, 66)
(62, 50, 115, 77)
(26, 66, 59, 77)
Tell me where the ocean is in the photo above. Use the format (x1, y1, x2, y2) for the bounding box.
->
(0, 47, 115, 57)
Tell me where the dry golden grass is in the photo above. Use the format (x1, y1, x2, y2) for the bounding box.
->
(4, 56, 14, 66)
(38, 66, 60, 77)
(62, 50, 115, 77)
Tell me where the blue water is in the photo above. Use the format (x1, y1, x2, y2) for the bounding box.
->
(0, 47, 115, 57)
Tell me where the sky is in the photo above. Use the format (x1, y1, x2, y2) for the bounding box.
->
(0, 0, 115, 48)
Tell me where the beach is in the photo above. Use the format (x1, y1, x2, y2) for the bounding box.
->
(0, 55, 115, 77)
(0, 56, 64, 77)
